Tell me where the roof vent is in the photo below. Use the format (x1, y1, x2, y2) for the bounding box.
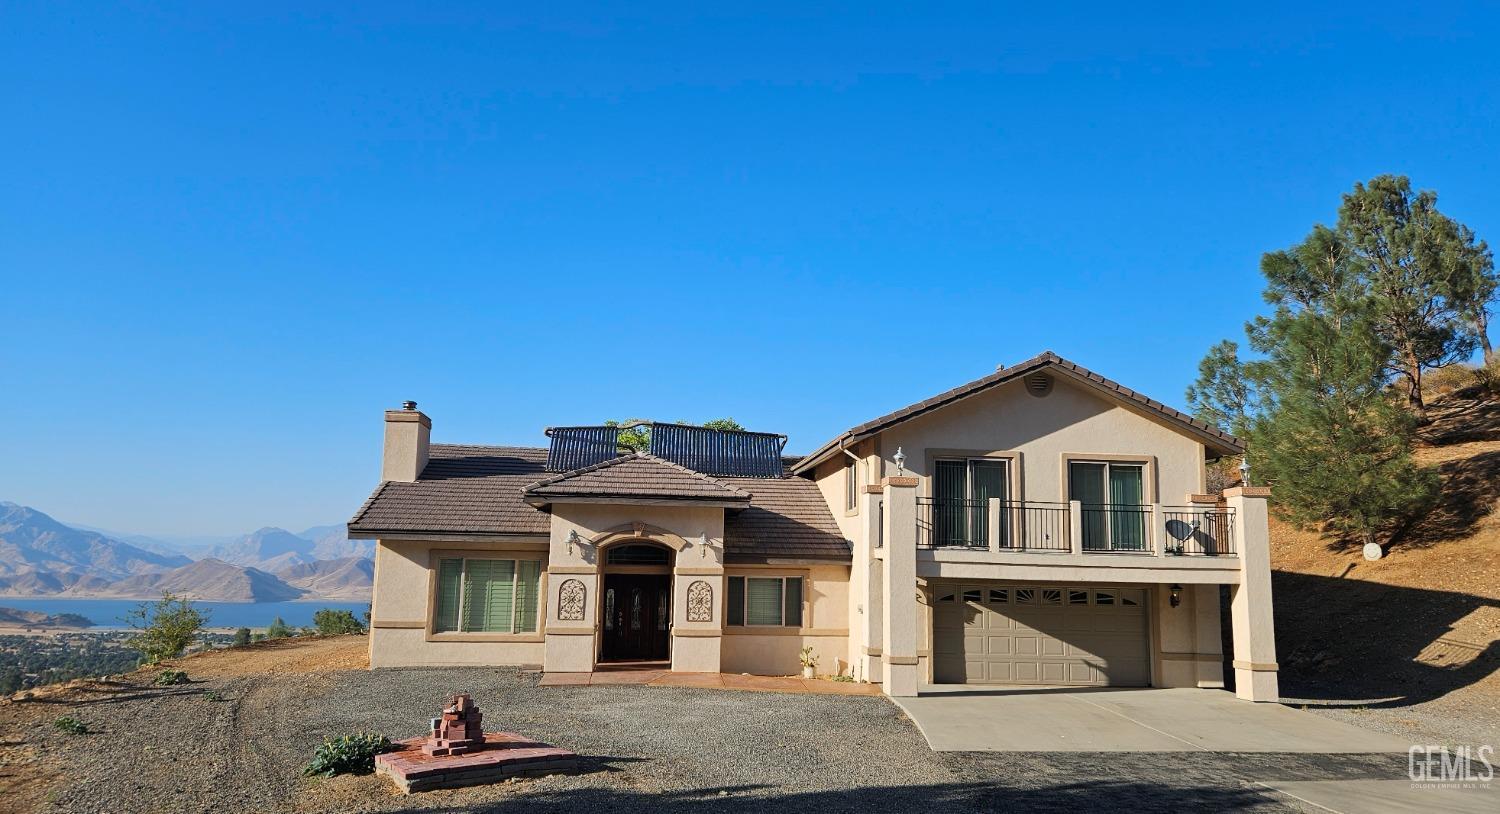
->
(1024, 372, 1053, 397)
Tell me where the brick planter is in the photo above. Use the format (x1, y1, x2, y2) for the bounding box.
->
(374, 732, 578, 793)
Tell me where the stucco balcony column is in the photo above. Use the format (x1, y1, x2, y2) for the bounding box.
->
(880, 475, 920, 697)
(854, 485, 885, 683)
(1225, 486, 1279, 701)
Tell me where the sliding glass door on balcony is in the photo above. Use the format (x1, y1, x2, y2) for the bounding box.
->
(1068, 461, 1148, 551)
(932, 458, 1010, 548)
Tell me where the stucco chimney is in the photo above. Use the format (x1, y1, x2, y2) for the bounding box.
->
(383, 401, 431, 482)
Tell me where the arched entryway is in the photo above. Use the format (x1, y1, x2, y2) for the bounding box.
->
(598, 541, 675, 663)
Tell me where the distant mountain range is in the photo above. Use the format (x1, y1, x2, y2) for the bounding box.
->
(0, 502, 372, 603)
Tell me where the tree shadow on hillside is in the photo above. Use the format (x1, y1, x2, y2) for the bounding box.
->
(1272, 570, 1498, 709)
(1384, 448, 1500, 551)
(1418, 388, 1500, 445)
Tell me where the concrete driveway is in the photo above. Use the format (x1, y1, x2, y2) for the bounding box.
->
(893, 686, 1410, 752)
(894, 686, 1495, 814)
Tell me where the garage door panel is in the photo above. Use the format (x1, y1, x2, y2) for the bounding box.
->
(931, 583, 1150, 687)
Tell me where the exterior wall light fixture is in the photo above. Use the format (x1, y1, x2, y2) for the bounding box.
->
(565, 529, 582, 557)
(1169, 584, 1183, 608)
(893, 447, 906, 476)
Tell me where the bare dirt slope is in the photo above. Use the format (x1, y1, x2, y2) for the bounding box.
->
(1271, 388, 1500, 745)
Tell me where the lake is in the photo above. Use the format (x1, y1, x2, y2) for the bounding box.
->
(0, 598, 370, 630)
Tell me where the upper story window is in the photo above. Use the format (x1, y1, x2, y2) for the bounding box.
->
(1067, 460, 1147, 551)
(844, 459, 858, 512)
(930, 458, 1011, 547)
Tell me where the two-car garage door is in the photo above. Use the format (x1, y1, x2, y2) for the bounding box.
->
(932, 584, 1150, 686)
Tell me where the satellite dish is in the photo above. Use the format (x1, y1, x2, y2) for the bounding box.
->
(1165, 519, 1194, 542)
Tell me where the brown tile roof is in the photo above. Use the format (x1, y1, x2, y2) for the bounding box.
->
(349, 445, 850, 562)
(720, 475, 851, 562)
(348, 445, 552, 536)
(794, 351, 1244, 473)
(523, 453, 752, 504)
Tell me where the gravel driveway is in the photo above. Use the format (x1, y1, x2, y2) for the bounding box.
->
(6, 666, 1415, 813)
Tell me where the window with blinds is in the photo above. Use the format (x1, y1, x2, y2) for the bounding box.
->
(434, 557, 542, 634)
(725, 576, 803, 627)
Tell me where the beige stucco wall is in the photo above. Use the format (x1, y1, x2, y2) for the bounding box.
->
(1153, 582, 1225, 688)
(872, 375, 1206, 505)
(719, 563, 851, 676)
(367, 537, 549, 668)
(544, 503, 727, 672)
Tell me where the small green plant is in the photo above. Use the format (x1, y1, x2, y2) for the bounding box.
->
(303, 732, 394, 777)
(204, 690, 226, 702)
(53, 716, 87, 735)
(154, 669, 188, 686)
(232, 627, 252, 647)
(265, 616, 294, 639)
(829, 674, 855, 683)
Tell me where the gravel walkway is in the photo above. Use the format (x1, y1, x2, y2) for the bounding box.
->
(6, 666, 1421, 813)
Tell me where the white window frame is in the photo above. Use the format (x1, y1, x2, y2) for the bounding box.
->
(727, 575, 805, 628)
(434, 556, 543, 634)
(844, 459, 858, 513)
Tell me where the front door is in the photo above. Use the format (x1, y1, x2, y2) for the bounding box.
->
(600, 574, 671, 661)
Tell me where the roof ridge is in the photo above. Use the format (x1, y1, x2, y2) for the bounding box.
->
(628, 451, 752, 496)
(792, 350, 1243, 473)
(522, 451, 752, 498)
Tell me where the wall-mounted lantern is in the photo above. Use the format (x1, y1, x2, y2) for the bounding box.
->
(1238, 456, 1251, 487)
(1169, 584, 1183, 608)
(565, 529, 583, 557)
(893, 446, 906, 476)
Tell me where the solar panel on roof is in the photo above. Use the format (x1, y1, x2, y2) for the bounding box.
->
(648, 423, 786, 478)
(544, 426, 624, 472)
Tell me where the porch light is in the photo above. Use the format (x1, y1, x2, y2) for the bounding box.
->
(893, 447, 906, 476)
(565, 529, 582, 556)
(1169, 584, 1182, 608)
(1238, 455, 1251, 487)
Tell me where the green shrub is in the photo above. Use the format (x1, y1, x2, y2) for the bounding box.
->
(311, 609, 365, 636)
(232, 627, 252, 647)
(154, 669, 188, 686)
(303, 732, 393, 777)
(123, 592, 208, 665)
(829, 674, 855, 683)
(53, 716, 87, 735)
(265, 617, 294, 639)
(204, 690, 225, 702)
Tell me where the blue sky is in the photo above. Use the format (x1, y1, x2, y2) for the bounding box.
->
(2, 4, 1496, 536)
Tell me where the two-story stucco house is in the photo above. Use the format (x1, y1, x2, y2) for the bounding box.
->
(350, 351, 1279, 701)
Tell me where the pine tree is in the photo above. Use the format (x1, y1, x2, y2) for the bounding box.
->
(1244, 297, 1436, 550)
(1337, 176, 1495, 416)
(1187, 220, 1439, 550)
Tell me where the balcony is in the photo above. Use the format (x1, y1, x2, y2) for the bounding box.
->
(914, 498, 1237, 557)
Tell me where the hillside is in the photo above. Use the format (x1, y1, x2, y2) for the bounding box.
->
(1270, 387, 1500, 744)
(211, 526, 374, 571)
(0, 606, 92, 628)
(0, 503, 189, 583)
(97, 558, 305, 602)
(275, 556, 373, 600)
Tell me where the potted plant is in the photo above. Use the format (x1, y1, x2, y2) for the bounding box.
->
(798, 646, 818, 679)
